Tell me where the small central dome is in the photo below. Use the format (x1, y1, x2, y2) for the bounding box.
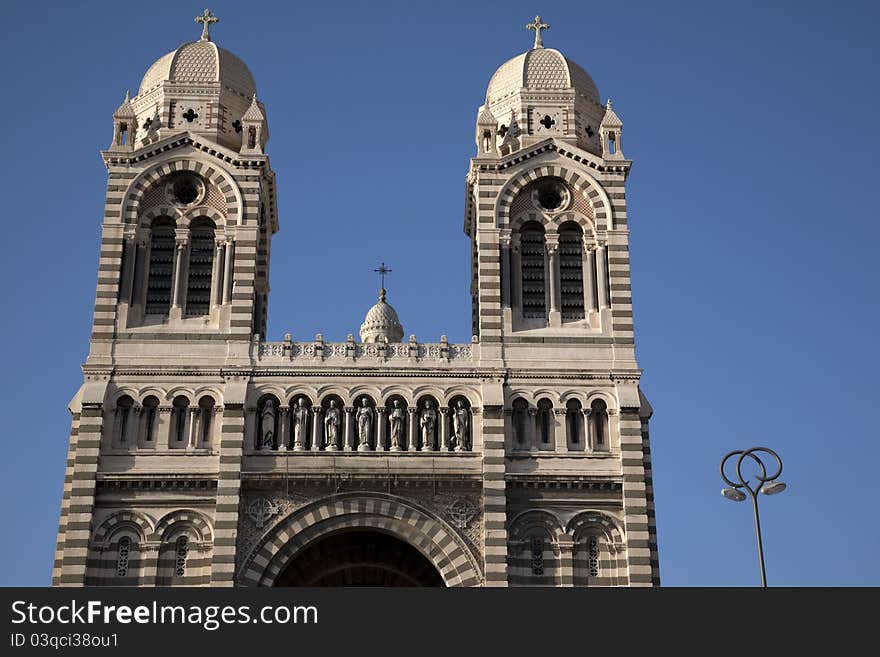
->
(359, 289, 404, 344)
(138, 40, 256, 98)
(486, 48, 600, 105)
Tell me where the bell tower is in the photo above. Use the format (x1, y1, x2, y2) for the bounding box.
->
(465, 17, 659, 586)
(53, 10, 277, 586)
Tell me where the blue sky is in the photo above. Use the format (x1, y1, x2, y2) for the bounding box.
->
(1, 0, 877, 586)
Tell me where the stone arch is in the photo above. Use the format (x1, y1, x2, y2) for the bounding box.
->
(110, 388, 139, 405)
(586, 390, 617, 411)
(558, 389, 588, 406)
(153, 509, 213, 543)
(378, 385, 415, 405)
(123, 156, 242, 226)
(92, 510, 155, 547)
(164, 387, 195, 404)
(441, 386, 480, 407)
(508, 509, 565, 543)
(249, 385, 286, 406)
(136, 386, 167, 404)
(191, 385, 223, 402)
(238, 493, 482, 588)
(509, 210, 596, 237)
(566, 511, 625, 544)
(178, 206, 226, 230)
(315, 385, 350, 405)
(496, 163, 614, 231)
(283, 385, 318, 405)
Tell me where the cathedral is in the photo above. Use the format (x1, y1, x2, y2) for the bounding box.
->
(53, 11, 659, 587)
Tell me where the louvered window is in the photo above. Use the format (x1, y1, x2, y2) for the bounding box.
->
(145, 222, 175, 315)
(520, 226, 546, 318)
(559, 227, 585, 320)
(116, 537, 131, 577)
(175, 536, 188, 577)
(185, 222, 215, 317)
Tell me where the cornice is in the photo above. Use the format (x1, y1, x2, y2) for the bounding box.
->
(471, 139, 631, 177)
(102, 133, 269, 171)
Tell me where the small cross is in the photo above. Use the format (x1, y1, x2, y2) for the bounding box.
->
(374, 262, 392, 290)
(526, 15, 550, 49)
(195, 8, 219, 42)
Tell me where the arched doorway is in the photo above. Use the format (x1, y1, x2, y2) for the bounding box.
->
(274, 530, 445, 587)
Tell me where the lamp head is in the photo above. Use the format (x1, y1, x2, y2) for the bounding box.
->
(721, 487, 747, 502)
(761, 481, 787, 495)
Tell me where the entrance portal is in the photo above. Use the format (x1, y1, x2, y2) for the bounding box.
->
(273, 530, 446, 587)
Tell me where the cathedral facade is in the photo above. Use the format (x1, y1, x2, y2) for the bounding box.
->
(53, 12, 659, 587)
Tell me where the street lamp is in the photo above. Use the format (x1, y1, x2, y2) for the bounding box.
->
(719, 446, 786, 587)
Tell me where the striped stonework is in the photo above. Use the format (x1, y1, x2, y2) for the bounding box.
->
(481, 404, 508, 586)
(238, 493, 483, 587)
(619, 407, 656, 586)
(52, 412, 81, 586)
(211, 402, 245, 586)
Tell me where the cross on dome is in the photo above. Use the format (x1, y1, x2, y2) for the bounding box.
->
(374, 262, 392, 300)
(526, 15, 550, 49)
(195, 8, 219, 42)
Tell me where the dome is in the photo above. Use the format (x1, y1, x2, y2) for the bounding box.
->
(359, 289, 404, 344)
(486, 48, 600, 105)
(138, 40, 256, 98)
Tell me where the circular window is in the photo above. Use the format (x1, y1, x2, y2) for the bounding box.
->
(165, 173, 205, 207)
(531, 179, 570, 213)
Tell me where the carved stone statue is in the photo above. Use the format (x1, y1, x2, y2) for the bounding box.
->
(260, 399, 276, 450)
(324, 400, 340, 450)
(292, 398, 309, 451)
(420, 400, 436, 451)
(452, 400, 470, 451)
(356, 398, 373, 451)
(389, 399, 405, 451)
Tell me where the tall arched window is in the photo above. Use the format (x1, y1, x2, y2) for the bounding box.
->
(512, 398, 530, 449)
(559, 223, 585, 320)
(185, 218, 215, 317)
(141, 395, 159, 444)
(520, 222, 546, 319)
(566, 398, 584, 449)
(537, 398, 553, 446)
(172, 396, 189, 445)
(591, 399, 609, 449)
(145, 216, 176, 315)
(198, 396, 215, 446)
(115, 395, 134, 445)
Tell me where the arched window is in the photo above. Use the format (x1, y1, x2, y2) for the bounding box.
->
(537, 398, 553, 446)
(172, 396, 189, 445)
(588, 536, 600, 577)
(566, 398, 584, 449)
(198, 396, 215, 445)
(141, 395, 160, 444)
(520, 222, 546, 319)
(116, 536, 131, 577)
(185, 218, 216, 317)
(530, 536, 544, 576)
(145, 217, 176, 316)
(256, 395, 281, 450)
(512, 398, 529, 449)
(115, 395, 134, 445)
(559, 223, 585, 320)
(174, 536, 188, 577)
(591, 399, 609, 449)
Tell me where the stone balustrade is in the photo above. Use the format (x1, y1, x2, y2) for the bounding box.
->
(253, 334, 477, 364)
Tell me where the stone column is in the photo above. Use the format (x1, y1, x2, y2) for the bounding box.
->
(131, 235, 149, 307)
(596, 242, 609, 309)
(186, 407, 198, 449)
(278, 407, 289, 451)
(554, 408, 567, 452)
(210, 239, 224, 308)
(171, 237, 187, 310)
(245, 406, 257, 450)
(584, 243, 597, 314)
(343, 407, 355, 451)
(119, 237, 137, 303)
(546, 241, 560, 313)
(222, 239, 235, 304)
(510, 233, 522, 313)
(376, 408, 387, 451)
(583, 409, 593, 451)
(407, 407, 418, 451)
(311, 407, 323, 451)
(528, 408, 538, 452)
(440, 407, 450, 451)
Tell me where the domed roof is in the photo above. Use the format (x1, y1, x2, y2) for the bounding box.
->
(138, 40, 256, 98)
(359, 289, 404, 344)
(486, 47, 600, 105)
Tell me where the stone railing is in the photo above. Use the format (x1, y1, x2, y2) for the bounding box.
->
(254, 334, 477, 364)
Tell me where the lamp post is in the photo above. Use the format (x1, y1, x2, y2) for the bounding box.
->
(719, 447, 786, 587)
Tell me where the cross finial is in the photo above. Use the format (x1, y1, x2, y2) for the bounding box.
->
(195, 8, 219, 41)
(374, 262, 392, 301)
(526, 15, 550, 49)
